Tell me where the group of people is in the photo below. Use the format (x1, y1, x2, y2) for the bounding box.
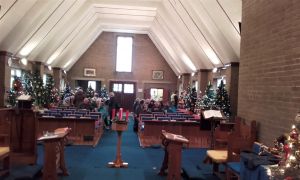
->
(60, 87, 182, 131)
(60, 88, 119, 129)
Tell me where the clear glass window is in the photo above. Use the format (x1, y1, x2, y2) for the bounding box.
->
(88, 81, 96, 90)
(116, 36, 133, 72)
(124, 84, 134, 93)
(113, 83, 122, 92)
(150, 88, 163, 101)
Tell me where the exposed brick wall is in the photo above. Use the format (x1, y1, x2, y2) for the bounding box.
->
(239, 0, 300, 146)
(67, 32, 177, 99)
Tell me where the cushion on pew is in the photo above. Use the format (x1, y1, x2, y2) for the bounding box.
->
(227, 162, 241, 174)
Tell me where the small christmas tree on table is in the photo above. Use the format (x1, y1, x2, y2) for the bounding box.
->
(269, 119, 300, 179)
(215, 80, 231, 117)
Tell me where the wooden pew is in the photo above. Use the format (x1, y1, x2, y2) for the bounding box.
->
(139, 120, 210, 148)
(38, 116, 103, 147)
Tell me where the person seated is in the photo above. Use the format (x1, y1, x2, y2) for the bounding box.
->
(74, 88, 85, 108)
(152, 101, 163, 112)
(147, 100, 155, 112)
(62, 96, 74, 107)
(79, 98, 91, 110)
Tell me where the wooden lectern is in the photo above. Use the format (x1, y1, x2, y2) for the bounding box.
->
(108, 121, 128, 168)
(38, 127, 71, 180)
(159, 130, 189, 180)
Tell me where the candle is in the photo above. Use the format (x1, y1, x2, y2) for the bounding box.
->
(125, 110, 129, 121)
(112, 109, 115, 120)
(119, 108, 123, 120)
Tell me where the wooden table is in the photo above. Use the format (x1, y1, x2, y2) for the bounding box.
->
(206, 150, 228, 176)
(108, 121, 128, 168)
(159, 130, 189, 180)
(38, 128, 71, 180)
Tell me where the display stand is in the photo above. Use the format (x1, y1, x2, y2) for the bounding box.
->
(202, 110, 225, 149)
(159, 130, 189, 180)
(108, 121, 128, 168)
(11, 107, 37, 165)
(38, 128, 71, 180)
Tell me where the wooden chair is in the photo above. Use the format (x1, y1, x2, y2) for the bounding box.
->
(214, 126, 231, 150)
(226, 118, 256, 180)
(0, 109, 11, 177)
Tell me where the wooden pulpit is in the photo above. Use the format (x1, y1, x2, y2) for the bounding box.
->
(38, 127, 71, 180)
(108, 121, 128, 168)
(159, 130, 189, 180)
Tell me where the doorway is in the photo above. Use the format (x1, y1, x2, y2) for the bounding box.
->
(109, 81, 136, 111)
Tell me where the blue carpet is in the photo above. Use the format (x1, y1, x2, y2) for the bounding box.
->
(5, 116, 219, 180)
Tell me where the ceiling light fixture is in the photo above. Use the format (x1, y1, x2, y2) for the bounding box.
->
(48, 66, 52, 71)
(212, 67, 218, 73)
(21, 58, 28, 66)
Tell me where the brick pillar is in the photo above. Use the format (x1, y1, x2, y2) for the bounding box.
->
(182, 73, 191, 90)
(225, 62, 239, 118)
(198, 69, 210, 97)
(0, 51, 13, 107)
(32, 61, 44, 75)
(53, 67, 62, 90)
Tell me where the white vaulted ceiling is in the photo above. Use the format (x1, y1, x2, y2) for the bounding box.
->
(0, 0, 241, 75)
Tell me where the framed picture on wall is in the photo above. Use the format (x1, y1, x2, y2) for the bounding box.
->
(84, 68, 96, 77)
(152, 70, 164, 80)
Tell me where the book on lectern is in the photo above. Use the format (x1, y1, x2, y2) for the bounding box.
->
(202, 110, 223, 119)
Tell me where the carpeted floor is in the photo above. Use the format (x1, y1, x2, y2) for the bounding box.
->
(6, 117, 220, 180)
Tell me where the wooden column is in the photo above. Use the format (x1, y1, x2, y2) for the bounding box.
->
(53, 67, 62, 90)
(181, 73, 191, 90)
(225, 62, 239, 118)
(198, 69, 210, 97)
(0, 51, 12, 108)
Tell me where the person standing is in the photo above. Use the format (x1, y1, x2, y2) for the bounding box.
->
(174, 91, 178, 109)
(108, 92, 116, 121)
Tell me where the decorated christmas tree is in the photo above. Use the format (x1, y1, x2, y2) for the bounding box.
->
(200, 81, 215, 109)
(22, 71, 33, 96)
(184, 84, 198, 112)
(189, 87, 198, 113)
(215, 80, 231, 117)
(86, 85, 95, 99)
(6, 76, 23, 107)
(44, 74, 55, 107)
(61, 83, 72, 100)
(99, 86, 108, 100)
(32, 72, 46, 107)
(269, 115, 300, 179)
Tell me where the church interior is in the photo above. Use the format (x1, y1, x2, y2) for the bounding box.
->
(0, 0, 300, 179)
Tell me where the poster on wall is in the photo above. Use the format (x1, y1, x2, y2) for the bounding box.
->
(152, 70, 164, 80)
(84, 68, 96, 77)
